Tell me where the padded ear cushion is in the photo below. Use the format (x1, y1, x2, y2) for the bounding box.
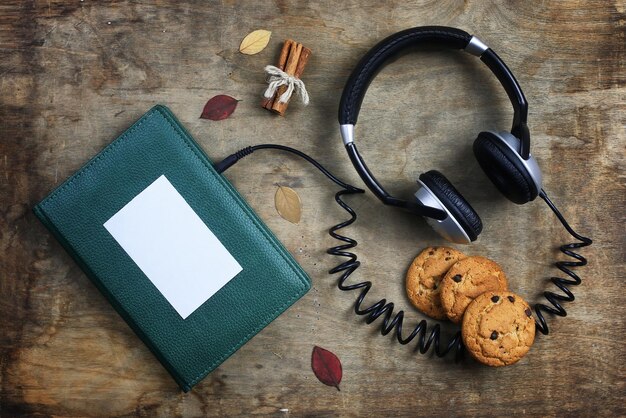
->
(419, 170, 483, 241)
(473, 132, 538, 204)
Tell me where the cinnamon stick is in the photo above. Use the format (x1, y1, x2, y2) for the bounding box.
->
(262, 39, 293, 109)
(270, 42, 302, 111)
(270, 45, 311, 116)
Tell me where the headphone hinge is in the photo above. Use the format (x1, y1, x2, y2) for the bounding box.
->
(465, 36, 489, 57)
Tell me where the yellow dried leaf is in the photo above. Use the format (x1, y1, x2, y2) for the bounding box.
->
(239, 29, 272, 55)
(275, 186, 301, 224)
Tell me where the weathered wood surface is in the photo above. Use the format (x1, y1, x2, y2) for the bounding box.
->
(1, 1, 624, 416)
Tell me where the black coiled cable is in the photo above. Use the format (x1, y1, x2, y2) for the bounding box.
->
(216, 145, 592, 360)
(328, 187, 465, 361)
(534, 190, 593, 334)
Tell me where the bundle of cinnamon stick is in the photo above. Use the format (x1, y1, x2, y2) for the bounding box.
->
(262, 39, 311, 116)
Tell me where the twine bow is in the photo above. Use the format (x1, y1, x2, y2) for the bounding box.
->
(263, 65, 309, 105)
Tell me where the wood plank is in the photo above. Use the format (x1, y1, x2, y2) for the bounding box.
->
(1, 0, 624, 416)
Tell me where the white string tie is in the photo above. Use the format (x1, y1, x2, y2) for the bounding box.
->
(263, 65, 309, 105)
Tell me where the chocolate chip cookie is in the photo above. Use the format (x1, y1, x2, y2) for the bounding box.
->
(440, 256, 508, 324)
(405, 247, 466, 320)
(462, 291, 536, 366)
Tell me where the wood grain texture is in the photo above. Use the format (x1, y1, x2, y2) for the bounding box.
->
(1, 0, 624, 416)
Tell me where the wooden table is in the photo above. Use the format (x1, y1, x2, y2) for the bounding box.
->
(1, 1, 624, 416)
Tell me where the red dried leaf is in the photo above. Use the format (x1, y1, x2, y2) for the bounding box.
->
(200, 95, 239, 120)
(311, 346, 342, 391)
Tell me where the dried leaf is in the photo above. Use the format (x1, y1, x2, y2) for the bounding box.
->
(311, 346, 342, 391)
(274, 186, 301, 224)
(239, 29, 271, 55)
(200, 95, 239, 121)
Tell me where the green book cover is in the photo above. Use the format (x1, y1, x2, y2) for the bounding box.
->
(33, 105, 311, 391)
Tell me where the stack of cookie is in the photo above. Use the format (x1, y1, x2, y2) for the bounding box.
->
(405, 247, 535, 366)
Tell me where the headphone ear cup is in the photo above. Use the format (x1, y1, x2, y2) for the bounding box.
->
(473, 131, 539, 204)
(418, 170, 483, 241)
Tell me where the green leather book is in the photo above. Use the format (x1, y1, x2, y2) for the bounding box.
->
(33, 105, 311, 391)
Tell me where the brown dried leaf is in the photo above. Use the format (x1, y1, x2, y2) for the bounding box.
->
(275, 186, 301, 224)
(239, 29, 272, 55)
(311, 346, 342, 391)
(200, 95, 239, 120)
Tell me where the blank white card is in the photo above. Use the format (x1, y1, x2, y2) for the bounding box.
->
(104, 175, 242, 319)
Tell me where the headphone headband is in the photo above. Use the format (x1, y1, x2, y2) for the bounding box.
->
(338, 26, 530, 219)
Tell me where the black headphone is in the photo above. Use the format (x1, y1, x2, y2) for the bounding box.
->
(338, 26, 542, 244)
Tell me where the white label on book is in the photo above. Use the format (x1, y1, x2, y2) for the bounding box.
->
(104, 175, 243, 319)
